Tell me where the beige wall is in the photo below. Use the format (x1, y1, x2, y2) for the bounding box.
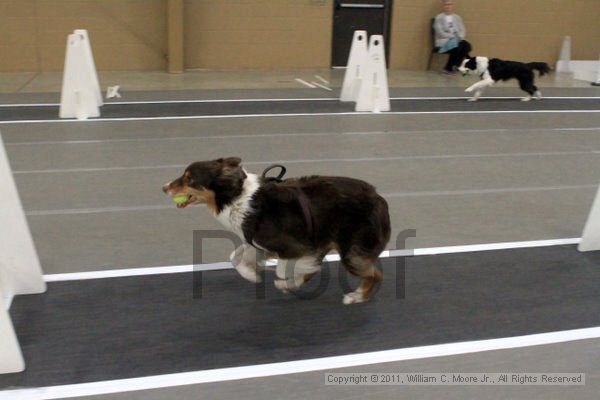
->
(183, 0, 333, 69)
(184, 0, 600, 70)
(0, 0, 599, 72)
(391, 0, 600, 70)
(0, 0, 166, 72)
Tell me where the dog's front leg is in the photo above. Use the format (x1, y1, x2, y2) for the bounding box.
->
(465, 83, 478, 93)
(274, 257, 321, 293)
(230, 244, 265, 283)
(465, 79, 493, 101)
(468, 90, 483, 102)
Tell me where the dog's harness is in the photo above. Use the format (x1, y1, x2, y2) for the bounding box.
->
(260, 164, 315, 243)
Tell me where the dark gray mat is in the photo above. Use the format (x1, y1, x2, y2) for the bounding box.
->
(1, 98, 598, 122)
(1, 87, 599, 105)
(1, 245, 598, 389)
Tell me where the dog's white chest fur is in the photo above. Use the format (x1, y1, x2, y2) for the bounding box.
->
(214, 172, 259, 235)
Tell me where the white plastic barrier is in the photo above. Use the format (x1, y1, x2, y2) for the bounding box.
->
(556, 36, 600, 84)
(572, 60, 600, 83)
(578, 184, 600, 252)
(59, 30, 102, 120)
(340, 30, 368, 102)
(596, 54, 600, 85)
(0, 132, 46, 373)
(355, 35, 390, 113)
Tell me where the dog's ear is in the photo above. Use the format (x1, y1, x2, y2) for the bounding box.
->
(223, 157, 241, 168)
(215, 157, 242, 168)
(215, 157, 243, 177)
(212, 157, 245, 194)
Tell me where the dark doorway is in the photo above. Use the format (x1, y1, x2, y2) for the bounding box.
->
(331, 0, 393, 67)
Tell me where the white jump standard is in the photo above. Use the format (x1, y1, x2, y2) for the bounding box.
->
(579, 183, 600, 252)
(59, 29, 103, 120)
(0, 132, 46, 374)
(340, 30, 390, 113)
(340, 30, 368, 103)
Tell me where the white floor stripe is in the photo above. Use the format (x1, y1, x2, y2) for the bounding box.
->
(41, 237, 581, 282)
(7, 132, 341, 146)
(15, 165, 186, 174)
(344, 127, 600, 136)
(384, 184, 598, 198)
(43, 263, 231, 282)
(1, 326, 598, 400)
(26, 205, 172, 216)
(1, 109, 599, 124)
(25, 184, 597, 217)
(7, 127, 600, 147)
(555, 127, 600, 131)
(12, 151, 599, 175)
(1, 96, 598, 107)
(408, 237, 581, 256)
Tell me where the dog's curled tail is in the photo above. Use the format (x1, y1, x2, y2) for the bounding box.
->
(527, 62, 551, 76)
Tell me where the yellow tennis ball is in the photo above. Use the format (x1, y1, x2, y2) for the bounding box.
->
(172, 195, 190, 206)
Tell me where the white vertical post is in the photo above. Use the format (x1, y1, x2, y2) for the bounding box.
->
(556, 36, 571, 73)
(578, 184, 600, 252)
(355, 35, 390, 113)
(59, 33, 101, 120)
(340, 30, 368, 102)
(0, 132, 46, 374)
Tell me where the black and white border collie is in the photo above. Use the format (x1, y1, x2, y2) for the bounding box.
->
(458, 56, 551, 101)
(163, 157, 391, 305)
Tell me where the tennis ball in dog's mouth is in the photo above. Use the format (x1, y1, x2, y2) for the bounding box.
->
(172, 195, 190, 206)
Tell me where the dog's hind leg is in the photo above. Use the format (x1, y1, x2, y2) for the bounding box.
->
(341, 253, 383, 305)
(274, 256, 321, 293)
(519, 75, 536, 101)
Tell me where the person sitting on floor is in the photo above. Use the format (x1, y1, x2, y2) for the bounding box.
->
(434, 0, 472, 75)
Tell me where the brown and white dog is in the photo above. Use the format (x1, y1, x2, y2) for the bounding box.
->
(162, 157, 391, 304)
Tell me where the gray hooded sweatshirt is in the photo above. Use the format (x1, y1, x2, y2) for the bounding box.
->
(434, 13, 466, 47)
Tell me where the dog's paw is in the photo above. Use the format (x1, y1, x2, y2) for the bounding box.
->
(229, 247, 243, 264)
(274, 279, 292, 293)
(234, 263, 262, 283)
(342, 291, 367, 305)
(534, 91, 542, 100)
(521, 97, 532, 102)
(467, 97, 478, 102)
(465, 87, 474, 93)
